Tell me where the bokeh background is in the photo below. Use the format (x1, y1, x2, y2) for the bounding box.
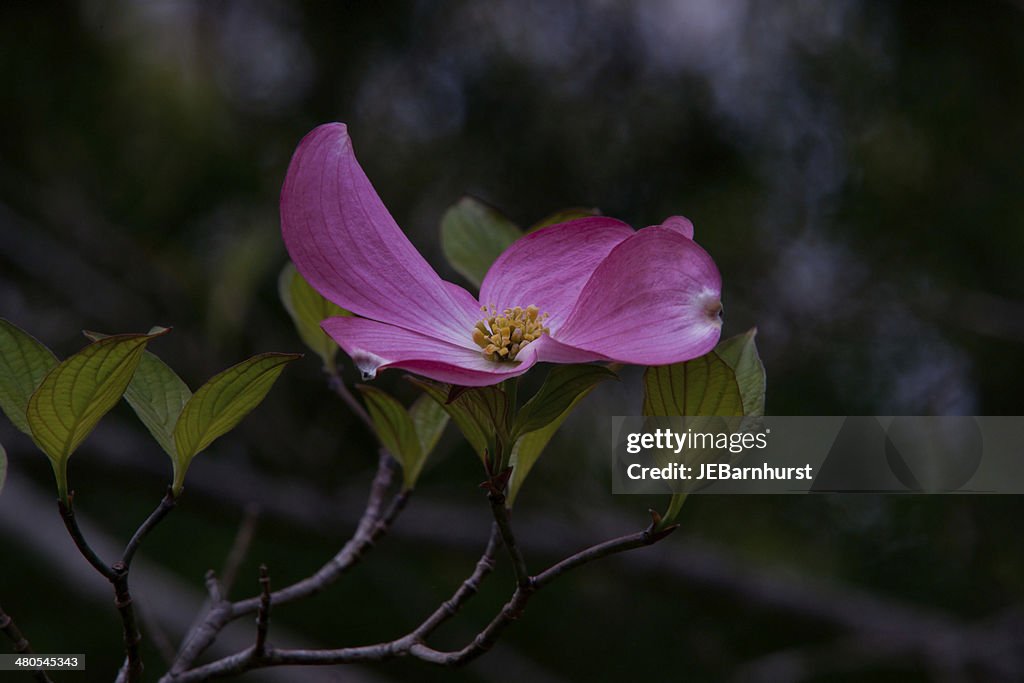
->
(2, 1, 1023, 681)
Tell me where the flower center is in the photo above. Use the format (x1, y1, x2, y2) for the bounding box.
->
(473, 305, 550, 362)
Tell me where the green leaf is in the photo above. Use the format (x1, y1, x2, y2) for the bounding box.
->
(513, 365, 617, 440)
(459, 384, 512, 448)
(121, 351, 193, 458)
(441, 197, 522, 288)
(662, 493, 688, 527)
(357, 386, 427, 489)
(507, 376, 605, 506)
(172, 352, 300, 493)
(278, 262, 350, 372)
(27, 329, 169, 502)
(642, 329, 765, 418)
(0, 319, 59, 435)
(527, 207, 601, 233)
(409, 394, 450, 463)
(408, 377, 491, 462)
(84, 331, 193, 458)
(642, 329, 766, 523)
(0, 440, 7, 497)
(713, 328, 766, 417)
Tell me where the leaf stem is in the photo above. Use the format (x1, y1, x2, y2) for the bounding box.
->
(122, 488, 177, 567)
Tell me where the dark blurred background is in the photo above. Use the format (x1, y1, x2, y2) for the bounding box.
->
(2, 1, 1023, 681)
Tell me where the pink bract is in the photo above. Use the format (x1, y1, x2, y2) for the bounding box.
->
(280, 123, 723, 387)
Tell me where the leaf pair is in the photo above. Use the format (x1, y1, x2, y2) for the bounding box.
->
(356, 387, 449, 490)
(0, 319, 299, 500)
(441, 198, 599, 288)
(642, 328, 766, 524)
(1, 320, 168, 501)
(412, 364, 616, 505)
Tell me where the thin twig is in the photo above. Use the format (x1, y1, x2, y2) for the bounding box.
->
(162, 517, 675, 681)
(58, 490, 174, 683)
(168, 452, 405, 675)
(111, 564, 144, 682)
(122, 488, 177, 568)
(232, 455, 406, 614)
(488, 492, 530, 589)
(254, 565, 272, 656)
(0, 602, 54, 683)
(409, 523, 502, 641)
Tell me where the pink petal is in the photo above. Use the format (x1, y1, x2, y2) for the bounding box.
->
(650, 215, 695, 239)
(555, 227, 723, 365)
(323, 316, 539, 387)
(281, 123, 479, 345)
(531, 335, 612, 364)
(478, 217, 634, 331)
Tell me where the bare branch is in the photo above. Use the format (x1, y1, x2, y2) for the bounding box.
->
(410, 523, 502, 641)
(254, 565, 272, 657)
(0, 602, 54, 683)
(168, 452, 406, 675)
(486, 490, 530, 589)
(111, 564, 144, 682)
(233, 454, 406, 614)
(163, 516, 675, 680)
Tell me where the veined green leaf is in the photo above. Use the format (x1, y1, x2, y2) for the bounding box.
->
(713, 328, 766, 417)
(527, 207, 601, 233)
(642, 354, 742, 417)
(278, 262, 350, 372)
(409, 394, 449, 464)
(513, 365, 617, 440)
(408, 377, 491, 462)
(642, 329, 765, 418)
(84, 331, 192, 459)
(27, 329, 169, 502)
(121, 351, 192, 458)
(441, 197, 522, 288)
(458, 384, 511, 448)
(642, 329, 766, 523)
(0, 319, 59, 435)
(507, 375, 606, 506)
(358, 386, 426, 489)
(172, 352, 300, 493)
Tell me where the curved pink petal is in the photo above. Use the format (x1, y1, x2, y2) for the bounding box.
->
(323, 316, 538, 387)
(281, 123, 479, 345)
(531, 335, 612, 364)
(652, 215, 695, 239)
(555, 227, 723, 365)
(478, 217, 634, 332)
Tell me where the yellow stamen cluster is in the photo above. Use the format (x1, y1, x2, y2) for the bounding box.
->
(473, 304, 550, 362)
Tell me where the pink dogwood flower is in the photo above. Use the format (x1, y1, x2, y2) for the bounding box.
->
(281, 123, 723, 387)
